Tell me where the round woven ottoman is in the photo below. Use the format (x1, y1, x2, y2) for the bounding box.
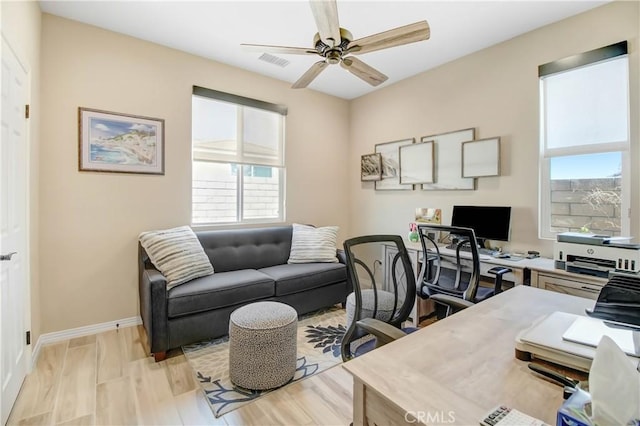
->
(346, 289, 396, 330)
(229, 301, 298, 390)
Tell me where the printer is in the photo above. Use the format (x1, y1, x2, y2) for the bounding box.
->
(554, 232, 640, 277)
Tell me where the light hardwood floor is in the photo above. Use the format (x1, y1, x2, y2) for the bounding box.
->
(7, 325, 354, 426)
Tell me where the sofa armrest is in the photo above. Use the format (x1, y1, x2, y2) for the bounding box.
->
(336, 248, 347, 265)
(138, 243, 169, 355)
(139, 268, 169, 354)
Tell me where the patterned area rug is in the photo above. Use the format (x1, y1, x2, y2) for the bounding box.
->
(182, 307, 346, 418)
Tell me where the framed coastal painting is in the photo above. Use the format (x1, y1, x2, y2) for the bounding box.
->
(78, 107, 165, 174)
(374, 138, 414, 190)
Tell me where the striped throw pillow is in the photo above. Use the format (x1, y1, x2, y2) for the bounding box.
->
(288, 223, 339, 264)
(139, 226, 213, 289)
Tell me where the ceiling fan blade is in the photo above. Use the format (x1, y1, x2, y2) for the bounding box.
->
(241, 43, 317, 55)
(292, 61, 329, 89)
(347, 21, 430, 55)
(309, 0, 341, 47)
(341, 57, 388, 87)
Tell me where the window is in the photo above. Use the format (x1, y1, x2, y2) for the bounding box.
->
(192, 86, 286, 224)
(539, 41, 630, 239)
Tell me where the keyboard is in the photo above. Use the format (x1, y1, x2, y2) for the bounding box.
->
(445, 244, 497, 256)
(480, 248, 498, 256)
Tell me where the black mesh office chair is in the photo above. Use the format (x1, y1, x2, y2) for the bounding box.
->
(340, 235, 418, 361)
(417, 224, 511, 318)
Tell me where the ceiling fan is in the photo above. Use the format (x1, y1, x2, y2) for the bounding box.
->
(241, 0, 430, 89)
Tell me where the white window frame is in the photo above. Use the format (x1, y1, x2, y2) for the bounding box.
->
(538, 42, 630, 240)
(191, 86, 287, 225)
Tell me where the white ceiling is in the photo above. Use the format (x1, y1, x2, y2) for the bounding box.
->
(39, 0, 608, 100)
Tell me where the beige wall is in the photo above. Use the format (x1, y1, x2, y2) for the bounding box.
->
(39, 14, 350, 333)
(34, 1, 640, 334)
(348, 1, 639, 257)
(2, 1, 42, 342)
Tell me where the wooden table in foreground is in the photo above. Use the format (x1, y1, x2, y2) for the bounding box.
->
(342, 286, 595, 425)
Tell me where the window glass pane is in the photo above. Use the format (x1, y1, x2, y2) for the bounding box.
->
(191, 90, 285, 225)
(242, 166, 280, 220)
(251, 166, 273, 178)
(192, 96, 238, 162)
(544, 57, 628, 151)
(549, 152, 621, 236)
(192, 161, 237, 224)
(242, 107, 282, 166)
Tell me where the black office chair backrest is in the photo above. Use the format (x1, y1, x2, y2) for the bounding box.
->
(341, 235, 416, 360)
(417, 224, 481, 303)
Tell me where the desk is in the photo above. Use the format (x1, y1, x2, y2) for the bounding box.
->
(399, 242, 528, 285)
(384, 243, 608, 325)
(342, 286, 595, 425)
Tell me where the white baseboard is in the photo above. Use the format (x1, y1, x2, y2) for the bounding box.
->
(31, 316, 142, 369)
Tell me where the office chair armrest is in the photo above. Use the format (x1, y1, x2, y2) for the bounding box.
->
(487, 266, 512, 294)
(430, 294, 475, 312)
(488, 267, 512, 275)
(356, 317, 407, 347)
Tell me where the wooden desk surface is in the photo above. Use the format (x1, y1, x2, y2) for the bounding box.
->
(342, 286, 595, 425)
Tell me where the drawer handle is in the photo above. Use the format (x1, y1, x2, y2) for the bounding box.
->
(580, 286, 599, 293)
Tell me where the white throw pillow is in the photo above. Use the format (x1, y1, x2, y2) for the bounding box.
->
(139, 226, 213, 289)
(288, 223, 339, 264)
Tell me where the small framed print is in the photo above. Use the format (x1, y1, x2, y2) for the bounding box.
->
(361, 153, 382, 181)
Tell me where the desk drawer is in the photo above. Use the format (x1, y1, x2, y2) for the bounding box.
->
(537, 273, 603, 300)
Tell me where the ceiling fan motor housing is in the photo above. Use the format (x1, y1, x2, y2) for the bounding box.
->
(313, 28, 353, 64)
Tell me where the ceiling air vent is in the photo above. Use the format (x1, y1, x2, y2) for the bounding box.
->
(258, 53, 290, 68)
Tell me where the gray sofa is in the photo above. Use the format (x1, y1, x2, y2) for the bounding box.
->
(138, 225, 350, 361)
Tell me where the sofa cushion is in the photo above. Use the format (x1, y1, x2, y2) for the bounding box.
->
(197, 226, 293, 272)
(167, 269, 275, 318)
(288, 223, 339, 264)
(260, 263, 346, 296)
(139, 226, 213, 290)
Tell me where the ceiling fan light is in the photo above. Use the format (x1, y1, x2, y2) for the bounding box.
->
(327, 50, 341, 64)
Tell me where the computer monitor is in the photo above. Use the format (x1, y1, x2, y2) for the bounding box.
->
(451, 205, 512, 248)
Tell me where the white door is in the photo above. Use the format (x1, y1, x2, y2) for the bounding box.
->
(0, 36, 29, 425)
